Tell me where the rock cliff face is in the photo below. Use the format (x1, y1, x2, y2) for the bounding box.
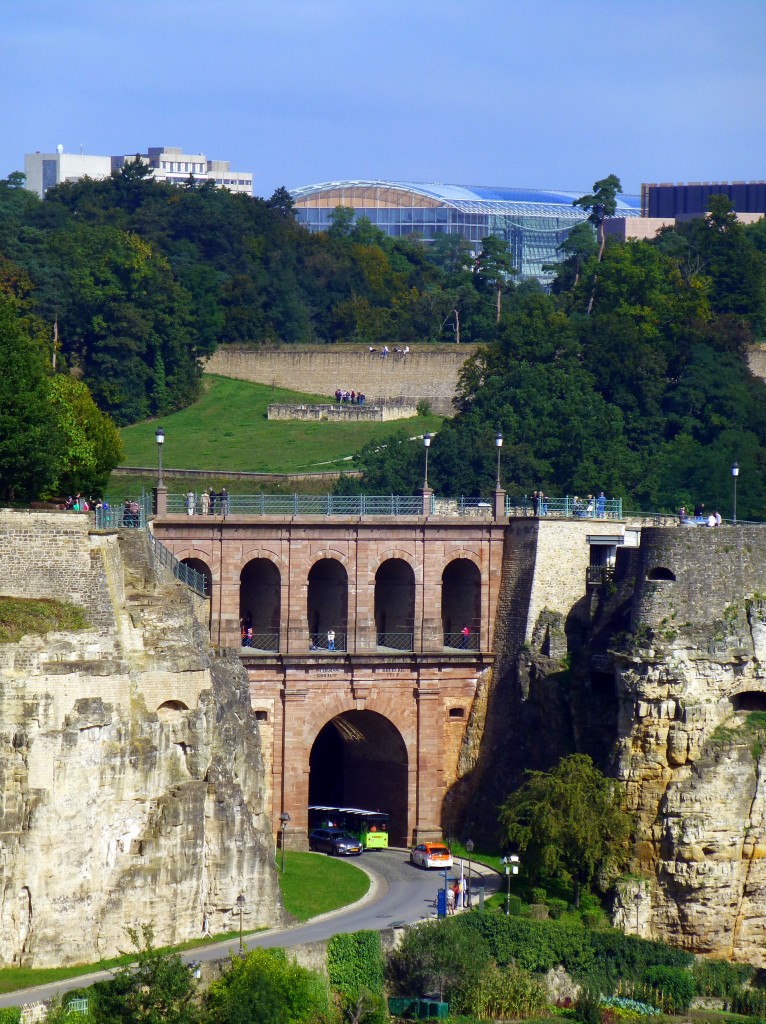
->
(0, 511, 280, 967)
(605, 528, 766, 964)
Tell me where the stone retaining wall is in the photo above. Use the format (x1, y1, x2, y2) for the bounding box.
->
(268, 401, 418, 422)
(205, 342, 479, 414)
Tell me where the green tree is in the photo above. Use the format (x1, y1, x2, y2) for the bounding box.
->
(88, 925, 201, 1024)
(47, 375, 124, 496)
(473, 235, 516, 323)
(0, 293, 65, 501)
(205, 947, 336, 1024)
(386, 917, 489, 1007)
(572, 174, 622, 261)
(499, 754, 632, 906)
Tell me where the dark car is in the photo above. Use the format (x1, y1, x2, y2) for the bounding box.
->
(308, 828, 363, 856)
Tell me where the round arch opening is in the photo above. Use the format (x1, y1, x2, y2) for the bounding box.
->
(308, 558, 348, 651)
(240, 558, 281, 651)
(442, 558, 481, 649)
(375, 558, 415, 651)
(732, 691, 766, 713)
(309, 710, 408, 846)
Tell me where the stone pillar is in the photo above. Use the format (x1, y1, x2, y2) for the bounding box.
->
(422, 487, 433, 518)
(412, 682, 444, 844)
(280, 686, 310, 849)
(494, 487, 506, 521)
(153, 485, 167, 517)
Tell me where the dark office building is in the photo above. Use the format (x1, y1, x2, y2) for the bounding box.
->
(642, 180, 766, 218)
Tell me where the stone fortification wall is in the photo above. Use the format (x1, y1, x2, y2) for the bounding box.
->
(0, 511, 279, 967)
(609, 525, 766, 963)
(747, 344, 766, 383)
(205, 343, 479, 415)
(268, 399, 419, 422)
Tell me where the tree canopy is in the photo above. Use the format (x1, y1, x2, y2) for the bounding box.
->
(499, 754, 633, 906)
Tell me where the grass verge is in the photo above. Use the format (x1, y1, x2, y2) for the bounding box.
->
(118, 375, 443, 475)
(278, 850, 370, 921)
(0, 598, 90, 644)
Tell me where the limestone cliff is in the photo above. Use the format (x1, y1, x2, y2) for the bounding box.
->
(0, 511, 281, 967)
(604, 527, 766, 964)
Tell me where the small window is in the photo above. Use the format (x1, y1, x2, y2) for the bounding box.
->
(647, 567, 676, 582)
(448, 707, 465, 719)
(254, 710, 268, 722)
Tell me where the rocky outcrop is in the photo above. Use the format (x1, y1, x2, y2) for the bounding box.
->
(607, 527, 766, 964)
(0, 511, 280, 967)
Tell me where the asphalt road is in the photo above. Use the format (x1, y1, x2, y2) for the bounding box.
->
(0, 850, 499, 1008)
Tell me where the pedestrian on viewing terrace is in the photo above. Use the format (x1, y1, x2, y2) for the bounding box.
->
(220, 488, 230, 516)
(201, 489, 210, 515)
(209, 487, 216, 515)
(186, 490, 195, 515)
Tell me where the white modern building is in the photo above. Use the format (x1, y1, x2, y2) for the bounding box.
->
(112, 146, 253, 193)
(24, 145, 253, 197)
(24, 148, 112, 198)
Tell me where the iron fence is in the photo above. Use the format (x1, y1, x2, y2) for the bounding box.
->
(443, 631, 480, 650)
(166, 493, 428, 517)
(376, 631, 414, 651)
(506, 495, 623, 518)
(309, 631, 348, 652)
(147, 530, 208, 597)
(94, 503, 146, 529)
(587, 566, 615, 585)
(240, 631, 280, 652)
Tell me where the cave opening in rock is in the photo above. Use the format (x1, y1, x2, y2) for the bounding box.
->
(309, 710, 408, 846)
(732, 691, 766, 713)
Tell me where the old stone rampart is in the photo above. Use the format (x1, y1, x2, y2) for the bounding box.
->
(204, 343, 479, 415)
(0, 510, 279, 967)
(268, 398, 419, 422)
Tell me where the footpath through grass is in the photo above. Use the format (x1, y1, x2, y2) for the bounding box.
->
(278, 850, 370, 921)
(119, 375, 443, 475)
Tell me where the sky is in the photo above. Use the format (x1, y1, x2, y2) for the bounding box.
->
(3, 0, 765, 201)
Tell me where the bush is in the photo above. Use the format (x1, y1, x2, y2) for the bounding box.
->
(693, 958, 753, 997)
(328, 931, 386, 1024)
(463, 961, 547, 1020)
(547, 899, 569, 920)
(0, 1010, 21, 1024)
(575, 989, 603, 1024)
(732, 988, 766, 1017)
(638, 966, 695, 1013)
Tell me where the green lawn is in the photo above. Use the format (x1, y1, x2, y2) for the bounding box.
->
(278, 850, 370, 921)
(119, 375, 443, 475)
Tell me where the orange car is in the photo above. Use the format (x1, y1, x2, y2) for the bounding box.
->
(410, 842, 453, 869)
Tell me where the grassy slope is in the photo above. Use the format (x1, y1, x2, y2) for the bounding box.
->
(279, 851, 370, 921)
(0, 598, 89, 643)
(119, 375, 443, 475)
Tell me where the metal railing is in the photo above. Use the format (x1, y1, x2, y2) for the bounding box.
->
(240, 631, 280, 652)
(506, 495, 623, 519)
(443, 631, 480, 650)
(166, 493, 427, 517)
(586, 566, 615, 585)
(147, 530, 208, 597)
(309, 631, 348, 652)
(94, 503, 147, 529)
(376, 631, 414, 651)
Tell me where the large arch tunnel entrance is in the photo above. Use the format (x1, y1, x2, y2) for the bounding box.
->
(309, 710, 409, 846)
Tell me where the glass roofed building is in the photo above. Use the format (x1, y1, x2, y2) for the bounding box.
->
(290, 179, 642, 281)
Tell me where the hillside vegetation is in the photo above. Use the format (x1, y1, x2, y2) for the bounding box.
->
(118, 375, 443, 475)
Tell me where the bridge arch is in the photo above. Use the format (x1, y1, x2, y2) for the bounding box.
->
(307, 557, 348, 649)
(375, 558, 416, 651)
(240, 557, 281, 650)
(441, 557, 482, 648)
(308, 708, 410, 846)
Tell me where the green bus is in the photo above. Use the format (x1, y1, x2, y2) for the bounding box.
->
(308, 805, 390, 849)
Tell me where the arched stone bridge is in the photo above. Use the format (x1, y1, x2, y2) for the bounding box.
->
(152, 500, 627, 847)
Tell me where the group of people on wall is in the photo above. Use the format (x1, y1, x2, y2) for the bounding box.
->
(679, 503, 723, 527)
(334, 388, 366, 404)
(185, 488, 230, 516)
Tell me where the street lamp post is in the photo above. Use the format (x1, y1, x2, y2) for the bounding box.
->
(236, 893, 245, 953)
(501, 854, 520, 915)
(495, 432, 503, 488)
(279, 811, 291, 873)
(155, 426, 165, 488)
(423, 433, 432, 490)
(465, 839, 474, 908)
(732, 462, 739, 525)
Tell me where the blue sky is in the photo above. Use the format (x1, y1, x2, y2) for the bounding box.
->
(4, 0, 765, 200)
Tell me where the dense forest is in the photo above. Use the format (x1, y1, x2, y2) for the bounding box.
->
(1, 165, 766, 516)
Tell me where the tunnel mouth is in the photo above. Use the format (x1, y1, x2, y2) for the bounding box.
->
(309, 710, 408, 846)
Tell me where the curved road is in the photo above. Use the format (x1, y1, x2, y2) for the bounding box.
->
(0, 851, 498, 1008)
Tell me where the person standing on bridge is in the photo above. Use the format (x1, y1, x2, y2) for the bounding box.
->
(186, 490, 195, 516)
(327, 629, 336, 651)
(201, 489, 209, 515)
